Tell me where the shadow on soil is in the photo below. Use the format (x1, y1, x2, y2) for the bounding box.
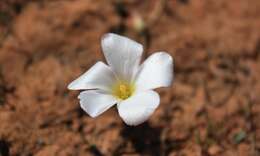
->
(0, 139, 10, 156)
(121, 123, 162, 156)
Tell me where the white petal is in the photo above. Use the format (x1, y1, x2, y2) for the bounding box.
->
(78, 90, 118, 117)
(68, 61, 117, 92)
(101, 33, 143, 82)
(135, 52, 173, 91)
(117, 90, 160, 126)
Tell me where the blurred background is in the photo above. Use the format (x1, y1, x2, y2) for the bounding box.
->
(0, 0, 260, 155)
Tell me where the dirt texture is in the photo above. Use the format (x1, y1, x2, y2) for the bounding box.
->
(0, 0, 260, 155)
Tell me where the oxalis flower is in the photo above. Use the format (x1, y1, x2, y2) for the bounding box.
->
(68, 33, 174, 126)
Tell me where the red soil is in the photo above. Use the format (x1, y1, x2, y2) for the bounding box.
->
(0, 0, 260, 155)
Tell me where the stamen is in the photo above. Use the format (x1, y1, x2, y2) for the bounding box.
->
(113, 82, 135, 100)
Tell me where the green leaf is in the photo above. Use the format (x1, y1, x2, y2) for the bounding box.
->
(233, 130, 246, 144)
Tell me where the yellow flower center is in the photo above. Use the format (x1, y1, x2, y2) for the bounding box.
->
(112, 82, 135, 100)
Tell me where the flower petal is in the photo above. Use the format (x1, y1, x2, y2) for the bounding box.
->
(101, 33, 143, 82)
(78, 90, 118, 117)
(68, 61, 117, 92)
(135, 52, 173, 91)
(117, 90, 160, 126)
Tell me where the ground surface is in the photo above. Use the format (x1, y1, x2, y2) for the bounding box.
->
(0, 0, 260, 155)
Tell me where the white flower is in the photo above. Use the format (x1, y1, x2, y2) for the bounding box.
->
(68, 33, 174, 126)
